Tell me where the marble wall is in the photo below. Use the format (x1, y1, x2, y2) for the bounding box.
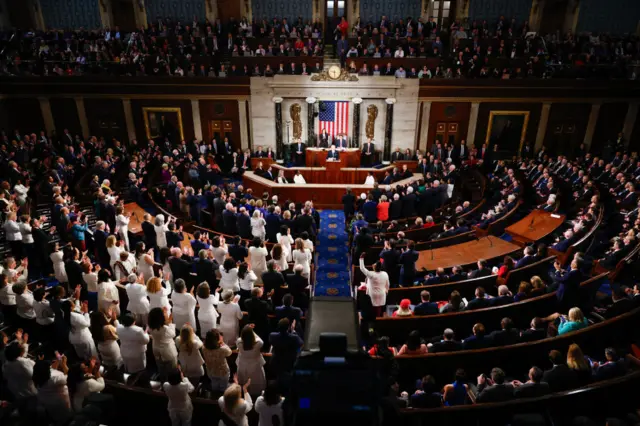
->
(249, 77, 276, 150)
(281, 98, 309, 144)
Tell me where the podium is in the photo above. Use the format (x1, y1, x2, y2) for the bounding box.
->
(306, 148, 361, 167)
(325, 158, 343, 183)
(250, 158, 275, 170)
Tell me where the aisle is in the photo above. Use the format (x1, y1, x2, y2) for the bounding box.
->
(314, 210, 352, 297)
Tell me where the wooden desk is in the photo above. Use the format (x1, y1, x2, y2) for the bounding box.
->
(242, 171, 421, 208)
(124, 202, 193, 252)
(505, 210, 566, 247)
(250, 158, 275, 170)
(416, 237, 520, 271)
(306, 148, 361, 167)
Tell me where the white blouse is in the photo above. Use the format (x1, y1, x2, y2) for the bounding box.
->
(238, 270, 257, 291)
(219, 265, 240, 292)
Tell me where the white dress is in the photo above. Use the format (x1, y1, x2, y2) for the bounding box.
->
(271, 250, 288, 273)
(171, 292, 197, 331)
(236, 335, 266, 394)
(148, 285, 172, 314)
(292, 248, 312, 277)
(116, 324, 149, 373)
(125, 283, 150, 321)
(217, 302, 243, 346)
(116, 214, 130, 250)
(36, 369, 71, 424)
(276, 233, 294, 262)
(155, 224, 169, 249)
(249, 246, 268, 284)
(255, 396, 284, 426)
(176, 336, 205, 378)
(250, 217, 266, 240)
(97, 326, 123, 368)
(150, 323, 178, 366)
(113, 253, 136, 282)
(212, 245, 228, 266)
(107, 245, 124, 269)
(196, 293, 220, 338)
(50, 251, 68, 283)
(69, 310, 98, 360)
(219, 265, 240, 292)
(98, 280, 120, 316)
(72, 377, 105, 412)
(359, 258, 390, 307)
(137, 253, 155, 283)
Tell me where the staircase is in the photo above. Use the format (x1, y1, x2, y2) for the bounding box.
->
(323, 45, 339, 69)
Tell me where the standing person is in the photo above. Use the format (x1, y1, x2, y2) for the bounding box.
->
(64, 300, 98, 360)
(218, 376, 253, 426)
(106, 235, 124, 270)
(171, 279, 197, 331)
(125, 273, 150, 326)
(237, 262, 258, 305)
(32, 356, 72, 425)
(2, 336, 37, 408)
(97, 269, 123, 316)
(217, 290, 244, 346)
(358, 254, 390, 317)
(67, 358, 105, 413)
(276, 226, 294, 262)
(163, 368, 195, 426)
(196, 282, 220, 338)
(115, 205, 132, 251)
(4, 211, 23, 259)
(249, 238, 269, 285)
(292, 238, 312, 278)
(147, 276, 172, 315)
(269, 318, 303, 385)
(219, 258, 240, 293)
(202, 329, 232, 392)
(90, 309, 122, 370)
(251, 210, 266, 240)
(116, 312, 150, 374)
(175, 324, 205, 383)
(155, 214, 170, 249)
(50, 243, 68, 285)
(135, 242, 156, 284)
(148, 307, 178, 378)
(255, 382, 285, 426)
(236, 324, 266, 395)
(399, 241, 419, 286)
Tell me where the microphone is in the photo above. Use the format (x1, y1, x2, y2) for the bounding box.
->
(529, 215, 535, 231)
(430, 241, 434, 261)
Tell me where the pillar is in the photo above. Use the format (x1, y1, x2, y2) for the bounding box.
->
(418, 101, 431, 152)
(466, 102, 480, 148)
(348, 0, 360, 28)
(622, 103, 638, 147)
(583, 103, 601, 150)
(75, 97, 90, 139)
(122, 99, 137, 142)
(455, 0, 470, 26)
(420, 0, 430, 21)
(535, 102, 552, 151)
(351, 97, 362, 148)
(32, 0, 46, 31)
(206, 0, 218, 23)
(247, 100, 254, 150)
(273, 97, 284, 160)
(98, 0, 114, 28)
(39, 97, 55, 136)
(306, 97, 316, 145)
(132, 0, 148, 28)
(191, 100, 203, 142)
(383, 98, 395, 163)
(529, 0, 546, 32)
(564, 0, 580, 34)
(238, 100, 249, 150)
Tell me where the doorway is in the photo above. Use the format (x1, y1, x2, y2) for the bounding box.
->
(209, 120, 234, 146)
(539, 0, 568, 34)
(112, 0, 137, 31)
(434, 122, 459, 147)
(325, 0, 345, 44)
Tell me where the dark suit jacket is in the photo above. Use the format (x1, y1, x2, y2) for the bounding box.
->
(555, 268, 585, 309)
(488, 328, 520, 346)
(142, 221, 156, 248)
(166, 231, 184, 249)
(236, 214, 252, 239)
(413, 302, 439, 316)
(477, 383, 515, 403)
(462, 335, 493, 350)
(468, 268, 491, 279)
(465, 297, 492, 311)
(514, 382, 550, 398)
(542, 365, 580, 392)
(604, 298, 635, 319)
(195, 258, 218, 290)
(244, 296, 272, 336)
(326, 150, 340, 160)
(514, 255, 535, 269)
(429, 340, 463, 353)
(169, 256, 192, 282)
(261, 270, 285, 293)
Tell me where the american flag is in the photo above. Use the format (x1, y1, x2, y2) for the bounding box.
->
(319, 101, 349, 138)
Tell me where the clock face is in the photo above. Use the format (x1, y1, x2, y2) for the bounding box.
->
(328, 65, 341, 79)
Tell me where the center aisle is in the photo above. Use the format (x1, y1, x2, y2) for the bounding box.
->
(314, 210, 352, 297)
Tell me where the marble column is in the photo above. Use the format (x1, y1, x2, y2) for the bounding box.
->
(622, 103, 638, 147)
(466, 102, 480, 149)
(238, 100, 249, 150)
(98, 0, 114, 29)
(74, 97, 90, 139)
(584, 103, 601, 150)
(191, 100, 203, 142)
(306, 97, 316, 145)
(273, 97, 284, 160)
(535, 102, 552, 151)
(351, 97, 363, 148)
(205, 0, 218, 23)
(419, 101, 432, 152)
(383, 98, 396, 163)
(528, 0, 546, 32)
(122, 99, 137, 142)
(38, 97, 55, 136)
(564, 0, 580, 34)
(132, 0, 148, 29)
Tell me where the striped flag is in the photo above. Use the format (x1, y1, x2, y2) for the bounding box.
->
(319, 101, 349, 139)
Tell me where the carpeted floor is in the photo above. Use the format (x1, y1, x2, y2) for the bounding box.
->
(314, 210, 352, 297)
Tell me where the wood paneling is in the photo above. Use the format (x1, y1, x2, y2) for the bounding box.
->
(592, 102, 628, 155)
(130, 99, 194, 143)
(475, 102, 542, 152)
(84, 98, 127, 143)
(199, 100, 240, 149)
(217, 0, 241, 23)
(543, 103, 591, 156)
(3, 98, 44, 135)
(427, 102, 471, 150)
(50, 98, 81, 136)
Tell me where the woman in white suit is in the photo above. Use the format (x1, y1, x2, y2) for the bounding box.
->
(154, 214, 170, 249)
(175, 324, 205, 381)
(217, 290, 243, 346)
(276, 226, 294, 262)
(171, 279, 197, 331)
(359, 254, 390, 317)
(236, 325, 266, 395)
(65, 300, 98, 360)
(116, 312, 150, 373)
(292, 238, 312, 278)
(196, 282, 220, 338)
(148, 307, 178, 376)
(115, 205, 131, 251)
(124, 273, 150, 326)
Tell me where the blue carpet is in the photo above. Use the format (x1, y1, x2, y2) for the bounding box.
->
(314, 210, 352, 297)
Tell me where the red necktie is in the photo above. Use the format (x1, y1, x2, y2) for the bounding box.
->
(243, 157, 247, 167)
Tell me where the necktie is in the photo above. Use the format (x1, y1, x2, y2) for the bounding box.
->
(367, 145, 370, 154)
(243, 157, 247, 167)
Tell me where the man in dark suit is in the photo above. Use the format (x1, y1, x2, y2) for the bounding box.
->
(269, 318, 304, 380)
(592, 348, 627, 381)
(30, 218, 54, 278)
(253, 146, 268, 158)
(236, 209, 252, 240)
(294, 208, 315, 238)
(428, 328, 463, 353)
(244, 287, 273, 345)
(551, 259, 585, 311)
(361, 138, 375, 166)
(318, 129, 332, 148)
(401, 187, 417, 217)
(465, 287, 492, 310)
(169, 249, 193, 284)
(390, 148, 404, 163)
(166, 223, 185, 249)
(275, 293, 303, 335)
(263, 166, 276, 181)
(462, 323, 493, 350)
(488, 317, 520, 346)
(261, 260, 285, 293)
(490, 286, 514, 307)
(542, 350, 580, 391)
(195, 252, 218, 291)
(141, 214, 157, 249)
(520, 317, 548, 342)
(285, 266, 310, 311)
(476, 368, 515, 403)
(342, 189, 356, 219)
(603, 288, 636, 319)
(222, 205, 238, 236)
(514, 246, 536, 269)
(335, 134, 348, 149)
(413, 290, 438, 315)
(92, 221, 111, 268)
(293, 140, 306, 166)
(513, 367, 550, 398)
(468, 259, 491, 279)
(598, 239, 626, 270)
(326, 145, 340, 161)
(389, 194, 403, 220)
